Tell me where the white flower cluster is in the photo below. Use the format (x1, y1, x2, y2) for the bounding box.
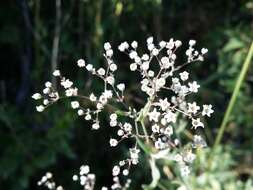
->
(37, 172, 63, 190)
(72, 165, 96, 190)
(34, 37, 213, 189)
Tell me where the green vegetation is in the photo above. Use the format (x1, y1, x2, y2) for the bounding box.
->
(0, 0, 252, 189)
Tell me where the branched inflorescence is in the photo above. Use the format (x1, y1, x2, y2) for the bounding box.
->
(33, 37, 214, 190)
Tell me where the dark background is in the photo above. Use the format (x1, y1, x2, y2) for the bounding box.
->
(0, 0, 253, 189)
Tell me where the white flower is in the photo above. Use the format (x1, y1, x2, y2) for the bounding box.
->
(109, 64, 117, 72)
(148, 70, 154, 77)
(118, 42, 129, 52)
(72, 175, 78, 181)
(104, 42, 111, 50)
(43, 99, 49, 105)
(65, 88, 78, 97)
(92, 122, 100, 130)
(80, 165, 90, 175)
(106, 49, 113, 57)
(147, 37, 153, 44)
(188, 81, 200, 93)
(152, 124, 160, 133)
(174, 154, 183, 162)
(112, 166, 120, 176)
(106, 76, 115, 85)
(142, 54, 149, 61)
(148, 108, 160, 122)
(36, 105, 45, 112)
(130, 63, 137, 71)
(117, 83, 125, 91)
(201, 48, 208, 54)
(110, 138, 118, 147)
(43, 88, 50, 94)
(191, 118, 204, 129)
(53, 69, 61, 76)
(192, 135, 207, 148)
(86, 64, 93, 71)
(129, 51, 138, 59)
(141, 62, 149, 71)
(45, 81, 52, 88)
(189, 40, 196, 46)
(71, 101, 79, 109)
(202, 104, 214, 117)
(183, 151, 196, 163)
(103, 90, 113, 99)
(110, 113, 117, 121)
(123, 123, 132, 132)
(167, 38, 174, 49)
(159, 41, 166, 48)
(159, 98, 170, 111)
(175, 40, 182, 47)
(85, 114, 91, 120)
(110, 120, 117, 127)
(56, 186, 63, 190)
(152, 48, 159, 56)
(164, 125, 173, 136)
(77, 109, 84, 116)
(164, 110, 177, 123)
(187, 102, 200, 114)
(156, 78, 166, 89)
(179, 71, 189, 81)
(180, 166, 190, 176)
(77, 59, 86, 67)
(61, 79, 73, 89)
(97, 68, 106, 76)
(32, 93, 42, 100)
(131, 41, 138, 48)
(122, 169, 129, 176)
(117, 129, 124, 136)
(161, 56, 172, 68)
(89, 93, 97, 102)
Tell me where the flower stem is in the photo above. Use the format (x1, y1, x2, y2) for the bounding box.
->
(214, 41, 253, 148)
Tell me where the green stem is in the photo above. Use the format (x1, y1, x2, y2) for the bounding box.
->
(214, 41, 253, 148)
(141, 120, 150, 143)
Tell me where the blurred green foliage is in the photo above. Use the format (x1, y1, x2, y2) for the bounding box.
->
(0, 0, 252, 189)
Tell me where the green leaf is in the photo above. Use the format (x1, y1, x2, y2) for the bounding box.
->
(142, 158, 161, 190)
(223, 38, 244, 52)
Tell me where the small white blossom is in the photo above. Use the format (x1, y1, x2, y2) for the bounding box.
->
(112, 166, 120, 176)
(188, 81, 200, 93)
(179, 71, 189, 81)
(71, 101, 79, 109)
(192, 118, 204, 129)
(148, 108, 160, 122)
(53, 70, 61, 76)
(130, 63, 137, 71)
(131, 41, 138, 48)
(32, 93, 42, 100)
(180, 166, 190, 176)
(202, 104, 214, 117)
(104, 42, 111, 50)
(189, 40, 196, 46)
(187, 102, 200, 114)
(106, 76, 115, 85)
(89, 93, 97, 102)
(110, 138, 118, 147)
(159, 98, 170, 111)
(117, 83, 125, 91)
(36, 105, 45, 112)
(152, 124, 160, 133)
(201, 48, 208, 55)
(77, 59, 86, 67)
(97, 68, 106, 76)
(86, 64, 93, 71)
(110, 64, 117, 72)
